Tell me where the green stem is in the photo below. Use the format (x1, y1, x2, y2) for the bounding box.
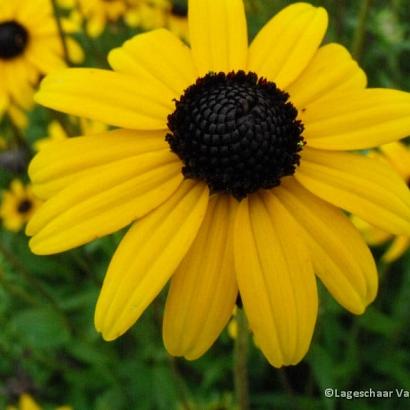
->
(234, 308, 250, 410)
(334, 0, 346, 41)
(169, 357, 192, 410)
(50, 0, 70, 65)
(351, 0, 373, 61)
(6, 113, 29, 150)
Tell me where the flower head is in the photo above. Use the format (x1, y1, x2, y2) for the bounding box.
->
(0, 0, 80, 121)
(28, 0, 410, 367)
(1, 180, 41, 232)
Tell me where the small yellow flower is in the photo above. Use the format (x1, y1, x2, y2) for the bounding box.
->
(1, 180, 41, 232)
(353, 142, 410, 263)
(29, 1, 410, 367)
(0, 0, 80, 120)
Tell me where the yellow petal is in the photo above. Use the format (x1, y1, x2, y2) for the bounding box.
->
(87, 14, 105, 38)
(380, 142, 410, 180)
(188, 0, 248, 76)
(26, 38, 66, 74)
(275, 178, 377, 312)
(95, 180, 209, 341)
(29, 129, 168, 198)
(248, 3, 328, 89)
(296, 147, 410, 235)
(302, 89, 410, 150)
(287, 43, 366, 108)
(234, 193, 317, 367)
(163, 195, 238, 360)
(35, 68, 174, 129)
(382, 235, 410, 263)
(351, 216, 392, 246)
(109, 29, 196, 97)
(28, 150, 182, 254)
(67, 38, 84, 64)
(19, 394, 41, 410)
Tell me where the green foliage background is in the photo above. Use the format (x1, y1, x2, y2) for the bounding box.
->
(0, 0, 409, 409)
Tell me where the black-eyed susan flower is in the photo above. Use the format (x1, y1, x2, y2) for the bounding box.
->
(353, 142, 410, 263)
(0, 0, 81, 122)
(28, 1, 410, 367)
(1, 179, 41, 232)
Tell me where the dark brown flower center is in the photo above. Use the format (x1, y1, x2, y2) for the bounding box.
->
(171, 3, 188, 17)
(0, 21, 29, 60)
(166, 71, 304, 200)
(17, 199, 32, 214)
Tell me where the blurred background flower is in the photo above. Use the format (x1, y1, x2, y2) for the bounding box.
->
(0, 179, 41, 232)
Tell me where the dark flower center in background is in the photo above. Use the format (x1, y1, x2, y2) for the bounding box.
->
(0, 21, 29, 60)
(166, 71, 304, 200)
(171, 3, 188, 17)
(17, 199, 32, 214)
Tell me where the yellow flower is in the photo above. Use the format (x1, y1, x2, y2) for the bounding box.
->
(0, 0, 77, 120)
(353, 142, 410, 263)
(28, 1, 410, 367)
(1, 179, 41, 232)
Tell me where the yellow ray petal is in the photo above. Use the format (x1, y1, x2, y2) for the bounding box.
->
(163, 195, 238, 360)
(351, 216, 392, 246)
(67, 38, 84, 64)
(379, 142, 410, 180)
(296, 147, 410, 235)
(234, 193, 317, 367)
(248, 3, 328, 89)
(302, 89, 410, 150)
(29, 129, 168, 198)
(26, 38, 66, 74)
(188, 0, 248, 76)
(382, 235, 410, 263)
(275, 178, 378, 312)
(28, 151, 182, 254)
(109, 29, 196, 97)
(287, 43, 366, 109)
(19, 394, 41, 410)
(87, 13, 105, 38)
(95, 180, 209, 341)
(35, 68, 174, 129)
